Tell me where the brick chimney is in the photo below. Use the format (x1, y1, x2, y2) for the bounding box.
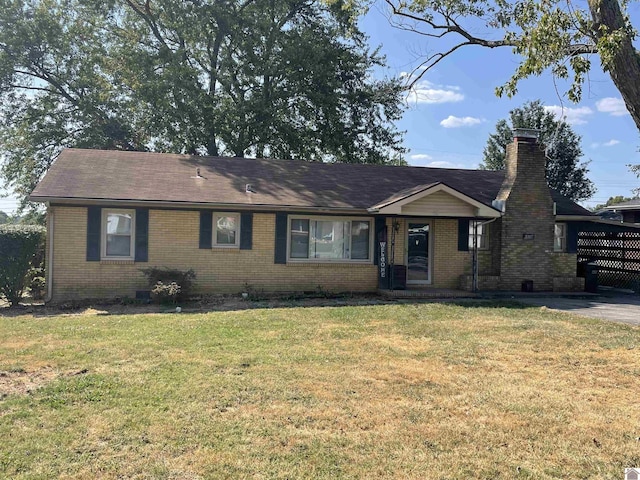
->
(495, 128, 555, 291)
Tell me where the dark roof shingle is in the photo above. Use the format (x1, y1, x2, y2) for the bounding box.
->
(30, 148, 592, 216)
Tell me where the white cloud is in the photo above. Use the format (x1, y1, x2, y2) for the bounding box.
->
(409, 154, 433, 161)
(591, 139, 620, 148)
(405, 80, 464, 105)
(426, 161, 468, 169)
(439, 116, 484, 128)
(544, 105, 594, 125)
(596, 97, 628, 116)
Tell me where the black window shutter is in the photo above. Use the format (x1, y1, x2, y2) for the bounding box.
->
(274, 213, 288, 264)
(86, 206, 102, 261)
(199, 211, 212, 249)
(458, 219, 470, 251)
(374, 216, 386, 265)
(566, 222, 578, 253)
(240, 212, 253, 250)
(135, 208, 149, 262)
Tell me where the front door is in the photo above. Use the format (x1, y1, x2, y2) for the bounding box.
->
(407, 222, 431, 284)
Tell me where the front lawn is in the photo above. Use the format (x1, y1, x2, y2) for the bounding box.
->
(1, 302, 639, 479)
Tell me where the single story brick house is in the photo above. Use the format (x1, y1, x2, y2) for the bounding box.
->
(31, 130, 597, 302)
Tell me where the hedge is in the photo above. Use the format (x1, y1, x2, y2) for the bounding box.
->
(0, 225, 46, 306)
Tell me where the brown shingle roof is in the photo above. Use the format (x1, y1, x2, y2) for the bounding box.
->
(30, 148, 592, 216)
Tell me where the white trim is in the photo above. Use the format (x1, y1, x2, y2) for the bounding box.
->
(29, 196, 370, 215)
(555, 215, 640, 229)
(603, 204, 640, 211)
(555, 215, 597, 221)
(286, 215, 374, 264)
(469, 220, 490, 250)
(370, 183, 501, 218)
(212, 212, 240, 248)
(45, 204, 54, 303)
(101, 208, 136, 260)
(554, 222, 567, 252)
(405, 221, 432, 285)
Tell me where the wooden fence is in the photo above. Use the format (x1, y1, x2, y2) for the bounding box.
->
(578, 231, 640, 291)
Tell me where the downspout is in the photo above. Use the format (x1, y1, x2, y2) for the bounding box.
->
(472, 220, 478, 292)
(472, 217, 498, 293)
(45, 204, 54, 303)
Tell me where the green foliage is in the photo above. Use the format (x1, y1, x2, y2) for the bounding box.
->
(140, 267, 196, 302)
(480, 100, 595, 202)
(0, 224, 46, 305)
(380, 0, 640, 138)
(630, 164, 640, 196)
(0, 210, 45, 226)
(0, 0, 406, 211)
(592, 195, 637, 211)
(26, 267, 46, 300)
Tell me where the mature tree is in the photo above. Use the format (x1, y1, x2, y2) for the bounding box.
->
(592, 195, 637, 211)
(481, 101, 595, 202)
(0, 0, 148, 210)
(0, 0, 406, 210)
(378, 0, 640, 135)
(0, 211, 9, 225)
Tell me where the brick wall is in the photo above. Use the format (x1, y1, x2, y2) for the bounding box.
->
(432, 218, 472, 288)
(385, 217, 471, 289)
(495, 139, 555, 291)
(50, 207, 377, 301)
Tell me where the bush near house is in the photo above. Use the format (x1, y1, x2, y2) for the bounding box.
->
(0, 225, 46, 305)
(140, 267, 196, 303)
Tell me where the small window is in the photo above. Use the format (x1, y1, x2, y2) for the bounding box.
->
(468, 221, 489, 250)
(214, 213, 240, 247)
(288, 216, 371, 262)
(554, 223, 566, 252)
(102, 209, 135, 259)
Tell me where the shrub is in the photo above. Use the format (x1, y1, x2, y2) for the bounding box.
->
(151, 281, 181, 304)
(0, 225, 46, 305)
(27, 267, 46, 300)
(139, 267, 196, 303)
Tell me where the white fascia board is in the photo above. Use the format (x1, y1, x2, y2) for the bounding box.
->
(374, 183, 501, 217)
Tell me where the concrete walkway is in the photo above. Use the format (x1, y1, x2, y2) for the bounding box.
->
(516, 294, 640, 327)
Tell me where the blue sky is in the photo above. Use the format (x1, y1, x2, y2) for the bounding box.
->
(1, 2, 639, 213)
(360, 0, 640, 209)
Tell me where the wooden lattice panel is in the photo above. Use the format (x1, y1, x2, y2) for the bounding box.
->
(578, 231, 640, 291)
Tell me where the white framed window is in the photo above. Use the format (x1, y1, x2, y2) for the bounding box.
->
(468, 221, 489, 250)
(288, 216, 372, 263)
(102, 209, 135, 260)
(213, 213, 240, 247)
(554, 223, 566, 252)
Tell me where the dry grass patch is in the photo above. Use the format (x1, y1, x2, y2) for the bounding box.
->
(0, 367, 59, 398)
(0, 301, 639, 479)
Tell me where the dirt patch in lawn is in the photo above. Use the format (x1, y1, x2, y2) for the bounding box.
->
(0, 293, 400, 318)
(0, 367, 87, 398)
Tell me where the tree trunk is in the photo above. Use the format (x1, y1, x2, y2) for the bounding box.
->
(589, 0, 640, 131)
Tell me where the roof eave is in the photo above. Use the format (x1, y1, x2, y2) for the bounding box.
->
(602, 204, 640, 211)
(30, 196, 371, 215)
(556, 214, 598, 221)
(370, 183, 502, 218)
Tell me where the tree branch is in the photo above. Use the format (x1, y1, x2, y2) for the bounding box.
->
(385, 0, 598, 85)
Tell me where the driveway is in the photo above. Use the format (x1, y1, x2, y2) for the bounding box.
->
(517, 294, 640, 327)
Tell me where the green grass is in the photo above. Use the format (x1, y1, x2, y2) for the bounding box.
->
(1, 301, 639, 479)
